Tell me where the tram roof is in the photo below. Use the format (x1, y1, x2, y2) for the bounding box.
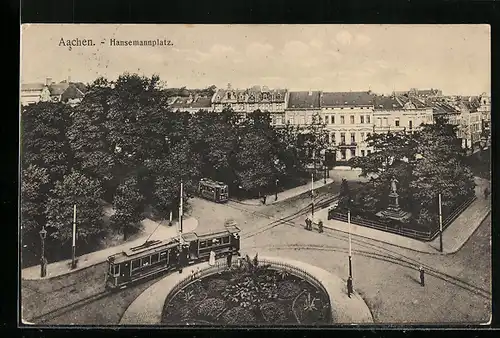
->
(107, 224, 240, 264)
(199, 178, 227, 188)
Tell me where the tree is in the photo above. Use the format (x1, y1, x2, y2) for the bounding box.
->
(45, 170, 105, 245)
(337, 179, 353, 211)
(111, 176, 145, 240)
(22, 102, 73, 180)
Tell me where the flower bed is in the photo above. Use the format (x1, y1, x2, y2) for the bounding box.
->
(161, 256, 331, 325)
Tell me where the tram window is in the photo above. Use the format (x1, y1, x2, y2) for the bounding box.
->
(112, 265, 120, 275)
(131, 259, 141, 270)
(222, 236, 230, 244)
(200, 240, 207, 248)
(151, 253, 159, 264)
(159, 251, 167, 261)
(142, 256, 151, 266)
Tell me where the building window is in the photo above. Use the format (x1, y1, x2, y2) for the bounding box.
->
(276, 116, 283, 125)
(340, 116, 345, 124)
(367, 150, 372, 155)
(350, 115, 355, 124)
(300, 116, 305, 125)
(340, 133, 346, 144)
(360, 132, 365, 140)
(361, 150, 365, 157)
(331, 133, 336, 144)
(395, 119, 400, 127)
(288, 116, 294, 124)
(360, 116, 365, 124)
(366, 115, 371, 124)
(383, 117, 389, 126)
(350, 149, 356, 158)
(330, 115, 335, 124)
(409, 120, 413, 129)
(341, 149, 346, 160)
(350, 133, 356, 144)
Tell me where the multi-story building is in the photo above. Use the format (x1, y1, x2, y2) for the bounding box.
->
(211, 84, 288, 125)
(284, 91, 322, 126)
(169, 95, 213, 113)
(477, 92, 491, 133)
(373, 95, 434, 135)
(320, 91, 375, 161)
(456, 98, 482, 148)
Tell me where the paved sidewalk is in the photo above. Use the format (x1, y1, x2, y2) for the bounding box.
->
(316, 177, 491, 255)
(120, 254, 373, 325)
(235, 178, 335, 206)
(21, 217, 198, 280)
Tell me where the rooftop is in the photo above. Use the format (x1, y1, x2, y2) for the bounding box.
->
(320, 91, 375, 107)
(287, 91, 321, 109)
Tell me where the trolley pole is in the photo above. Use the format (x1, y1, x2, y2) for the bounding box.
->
(438, 193, 443, 253)
(348, 209, 353, 279)
(71, 204, 77, 269)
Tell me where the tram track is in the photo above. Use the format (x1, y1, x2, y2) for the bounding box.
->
(27, 288, 113, 324)
(228, 193, 339, 239)
(245, 243, 491, 300)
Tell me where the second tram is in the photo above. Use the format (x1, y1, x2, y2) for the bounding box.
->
(198, 178, 229, 203)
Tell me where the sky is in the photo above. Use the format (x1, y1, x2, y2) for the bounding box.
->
(21, 24, 490, 95)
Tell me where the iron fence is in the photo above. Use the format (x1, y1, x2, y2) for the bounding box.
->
(327, 195, 476, 242)
(162, 257, 332, 322)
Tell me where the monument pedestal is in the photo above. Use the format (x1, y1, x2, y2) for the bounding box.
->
(376, 192, 412, 222)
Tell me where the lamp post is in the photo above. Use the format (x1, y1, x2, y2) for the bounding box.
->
(71, 205, 77, 269)
(39, 226, 47, 277)
(438, 193, 443, 253)
(348, 209, 353, 279)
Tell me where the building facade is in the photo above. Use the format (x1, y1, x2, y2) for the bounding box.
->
(211, 84, 288, 125)
(319, 91, 375, 161)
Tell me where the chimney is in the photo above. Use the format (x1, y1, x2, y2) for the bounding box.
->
(45, 77, 52, 86)
(67, 75, 71, 83)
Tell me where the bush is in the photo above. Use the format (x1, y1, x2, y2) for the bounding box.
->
(197, 298, 226, 320)
(259, 302, 287, 323)
(222, 306, 256, 325)
(276, 280, 302, 299)
(206, 279, 229, 294)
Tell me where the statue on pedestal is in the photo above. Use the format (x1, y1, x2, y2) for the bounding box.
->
(376, 177, 412, 222)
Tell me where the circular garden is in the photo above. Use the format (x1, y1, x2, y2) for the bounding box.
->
(161, 255, 331, 325)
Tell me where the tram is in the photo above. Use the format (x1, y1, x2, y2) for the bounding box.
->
(105, 222, 240, 290)
(198, 178, 229, 203)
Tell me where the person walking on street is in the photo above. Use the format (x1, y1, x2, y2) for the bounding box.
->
(484, 187, 489, 199)
(419, 266, 425, 286)
(347, 276, 353, 298)
(305, 217, 311, 231)
(227, 253, 233, 268)
(318, 220, 323, 233)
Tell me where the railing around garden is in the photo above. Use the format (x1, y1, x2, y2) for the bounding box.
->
(328, 195, 476, 242)
(162, 257, 333, 323)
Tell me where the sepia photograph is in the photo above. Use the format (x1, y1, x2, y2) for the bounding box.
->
(19, 24, 491, 326)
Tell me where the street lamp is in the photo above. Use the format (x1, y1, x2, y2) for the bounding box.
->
(39, 226, 47, 278)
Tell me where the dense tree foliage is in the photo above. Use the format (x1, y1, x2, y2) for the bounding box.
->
(347, 117, 475, 230)
(21, 73, 327, 265)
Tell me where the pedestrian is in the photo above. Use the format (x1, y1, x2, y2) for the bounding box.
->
(347, 276, 353, 298)
(305, 217, 311, 231)
(190, 269, 195, 281)
(209, 250, 216, 266)
(318, 220, 323, 233)
(177, 251, 183, 274)
(262, 195, 267, 205)
(484, 187, 489, 199)
(227, 253, 232, 268)
(419, 266, 425, 286)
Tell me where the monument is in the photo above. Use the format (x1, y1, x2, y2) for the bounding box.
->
(376, 178, 412, 222)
